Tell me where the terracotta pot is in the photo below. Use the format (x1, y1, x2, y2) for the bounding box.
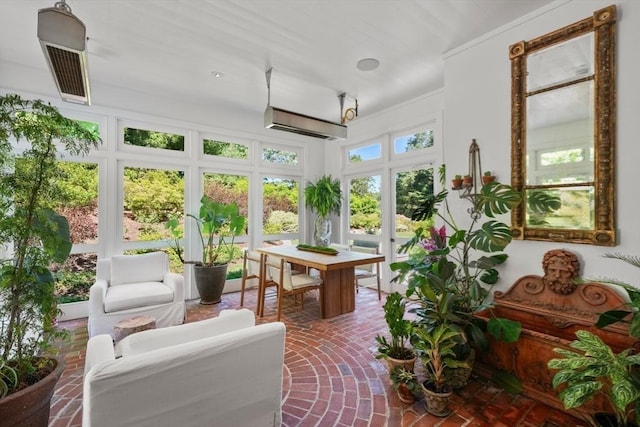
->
(194, 264, 228, 304)
(482, 175, 496, 185)
(385, 354, 417, 375)
(421, 382, 453, 417)
(396, 383, 416, 404)
(462, 177, 473, 188)
(451, 178, 463, 190)
(0, 355, 66, 427)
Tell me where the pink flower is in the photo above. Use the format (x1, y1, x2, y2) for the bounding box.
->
(429, 226, 447, 249)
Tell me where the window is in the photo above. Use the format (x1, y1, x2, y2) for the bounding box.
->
(123, 126, 185, 152)
(262, 176, 299, 235)
(123, 166, 185, 241)
(262, 147, 298, 166)
(348, 143, 381, 164)
(203, 138, 248, 160)
(348, 174, 381, 235)
(202, 172, 249, 231)
(393, 130, 434, 154)
(51, 160, 100, 304)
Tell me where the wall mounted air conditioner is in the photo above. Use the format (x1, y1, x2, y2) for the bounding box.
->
(37, 1, 91, 105)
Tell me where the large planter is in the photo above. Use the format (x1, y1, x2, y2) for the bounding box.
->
(194, 264, 228, 304)
(0, 355, 66, 427)
(421, 382, 453, 417)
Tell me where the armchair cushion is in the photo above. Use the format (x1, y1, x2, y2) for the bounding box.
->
(103, 282, 174, 313)
(110, 252, 168, 286)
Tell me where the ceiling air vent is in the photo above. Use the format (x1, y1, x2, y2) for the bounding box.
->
(264, 68, 347, 141)
(37, 1, 91, 105)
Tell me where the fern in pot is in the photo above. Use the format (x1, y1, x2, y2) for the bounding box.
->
(304, 174, 342, 247)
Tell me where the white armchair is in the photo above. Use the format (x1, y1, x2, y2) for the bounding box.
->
(83, 309, 286, 427)
(88, 252, 185, 338)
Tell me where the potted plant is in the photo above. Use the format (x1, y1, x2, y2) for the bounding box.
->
(304, 174, 342, 247)
(482, 170, 496, 185)
(547, 330, 640, 427)
(462, 174, 473, 187)
(389, 366, 421, 404)
(166, 195, 246, 304)
(413, 323, 468, 417)
(375, 292, 416, 374)
(391, 166, 523, 377)
(547, 252, 640, 426)
(451, 174, 463, 190)
(0, 94, 100, 424)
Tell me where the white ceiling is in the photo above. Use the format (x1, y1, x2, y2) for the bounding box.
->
(1, 0, 555, 122)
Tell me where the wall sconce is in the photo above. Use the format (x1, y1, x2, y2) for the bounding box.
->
(338, 93, 358, 125)
(453, 139, 484, 218)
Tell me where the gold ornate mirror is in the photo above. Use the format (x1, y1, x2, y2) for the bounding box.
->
(510, 5, 616, 246)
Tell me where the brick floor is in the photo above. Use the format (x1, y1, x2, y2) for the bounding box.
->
(49, 288, 587, 426)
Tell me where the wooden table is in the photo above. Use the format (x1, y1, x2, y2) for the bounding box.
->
(256, 245, 384, 318)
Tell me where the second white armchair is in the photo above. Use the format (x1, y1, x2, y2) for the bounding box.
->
(88, 251, 185, 338)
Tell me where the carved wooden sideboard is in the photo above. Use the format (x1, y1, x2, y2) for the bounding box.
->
(475, 250, 637, 419)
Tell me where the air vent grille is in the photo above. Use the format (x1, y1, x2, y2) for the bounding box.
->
(46, 45, 86, 97)
(268, 124, 334, 140)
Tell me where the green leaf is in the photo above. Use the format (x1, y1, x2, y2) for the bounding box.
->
(467, 220, 512, 252)
(558, 381, 602, 409)
(527, 189, 561, 213)
(491, 370, 523, 394)
(487, 317, 521, 343)
(479, 182, 522, 217)
(479, 268, 498, 285)
(596, 310, 633, 329)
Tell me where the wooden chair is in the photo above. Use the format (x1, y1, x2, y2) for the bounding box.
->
(240, 250, 275, 314)
(351, 245, 382, 300)
(262, 254, 323, 321)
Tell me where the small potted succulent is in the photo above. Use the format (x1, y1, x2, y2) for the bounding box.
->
(462, 174, 473, 188)
(482, 170, 496, 185)
(451, 174, 463, 190)
(390, 366, 421, 404)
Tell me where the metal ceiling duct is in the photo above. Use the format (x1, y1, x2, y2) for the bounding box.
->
(264, 68, 347, 141)
(37, 1, 91, 105)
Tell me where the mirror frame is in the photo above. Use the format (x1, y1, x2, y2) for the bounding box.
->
(510, 5, 616, 246)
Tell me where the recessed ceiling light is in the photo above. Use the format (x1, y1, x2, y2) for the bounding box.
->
(356, 58, 379, 71)
(211, 71, 224, 79)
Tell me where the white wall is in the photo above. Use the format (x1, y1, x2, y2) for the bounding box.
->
(442, 0, 640, 289)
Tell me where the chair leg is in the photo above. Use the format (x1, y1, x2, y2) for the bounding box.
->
(240, 276, 247, 307)
(376, 273, 381, 300)
(276, 286, 284, 322)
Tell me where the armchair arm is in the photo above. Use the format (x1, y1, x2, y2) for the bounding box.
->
(84, 334, 115, 378)
(163, 271, 184, 302)
(88, 279, 108, 315)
